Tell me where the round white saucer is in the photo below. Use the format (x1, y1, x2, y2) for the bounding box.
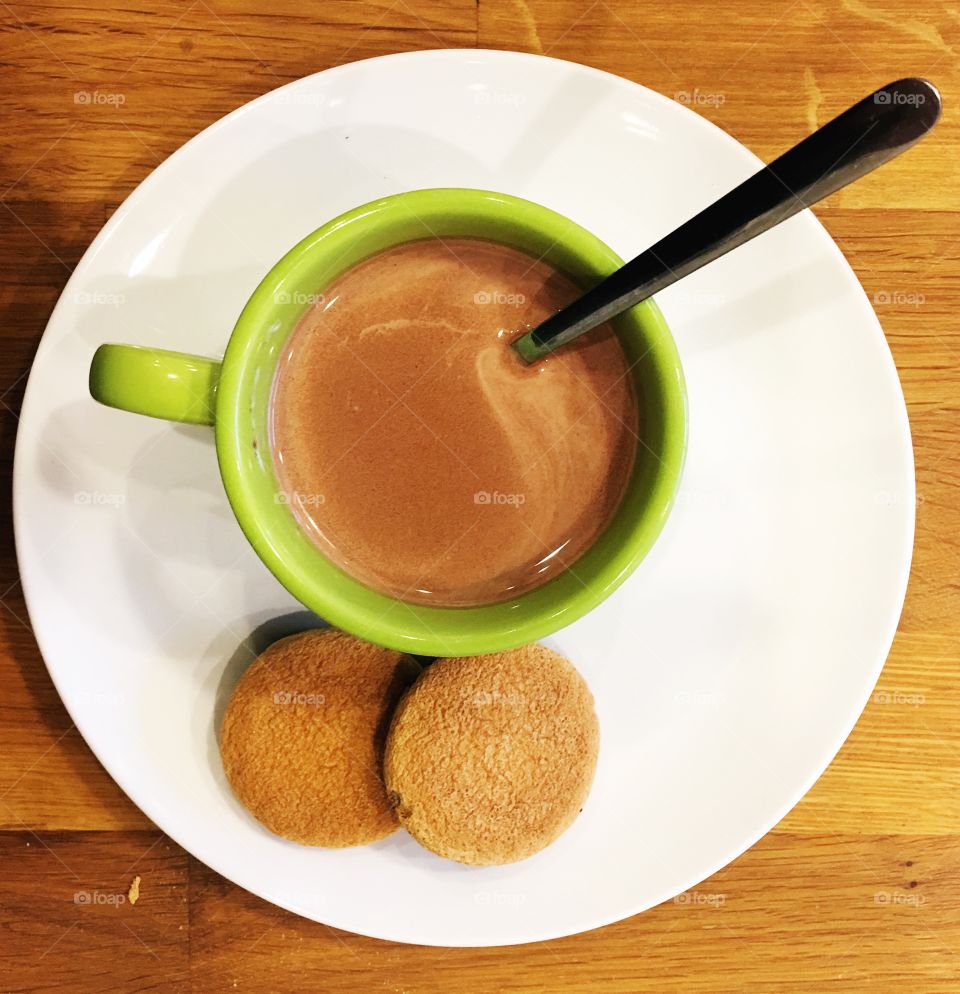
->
(13, 49, 913, 946)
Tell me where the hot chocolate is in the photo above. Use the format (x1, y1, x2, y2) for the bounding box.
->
(270, 237, 637, 606)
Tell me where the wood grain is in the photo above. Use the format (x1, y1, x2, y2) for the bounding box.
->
(1, 1, 957, 991)
(188, 833, 960, 993)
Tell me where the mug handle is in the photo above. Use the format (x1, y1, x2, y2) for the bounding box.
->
(89, 344, 221, 426)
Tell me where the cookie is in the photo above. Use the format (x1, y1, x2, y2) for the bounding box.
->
(220, 628, 420, 847)
(384, 644, 599, 865)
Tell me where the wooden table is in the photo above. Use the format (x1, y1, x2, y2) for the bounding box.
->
(1, 2, 957, 990)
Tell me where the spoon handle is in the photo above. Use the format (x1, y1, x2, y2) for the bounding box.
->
(513, 77, 941, 363)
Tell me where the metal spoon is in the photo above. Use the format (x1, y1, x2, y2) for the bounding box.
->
(511, 77, 941, 363)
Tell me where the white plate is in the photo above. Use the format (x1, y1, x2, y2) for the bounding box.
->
(13, 50, 914, 946)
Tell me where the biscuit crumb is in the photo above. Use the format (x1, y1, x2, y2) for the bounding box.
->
(128, 875, 141, 905)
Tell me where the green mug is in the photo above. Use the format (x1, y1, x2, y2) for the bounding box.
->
(89, 189, 687, 655)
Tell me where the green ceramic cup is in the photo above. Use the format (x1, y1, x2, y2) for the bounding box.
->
(89, 189, 687, 655)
